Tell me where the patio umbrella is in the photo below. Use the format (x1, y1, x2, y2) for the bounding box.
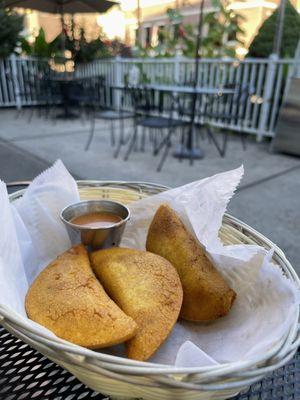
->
(3, 0, 118, 52)
(3, 0, 117, 14)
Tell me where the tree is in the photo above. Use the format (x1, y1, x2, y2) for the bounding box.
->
(21, 28, 60, 58)
(0, 2, 24, 58)
(134, 2, 245, 58)
(202, 0, 245, 57)
(248, 1, 300, 58)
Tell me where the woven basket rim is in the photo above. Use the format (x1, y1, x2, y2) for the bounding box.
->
(1, 179, 299, 387)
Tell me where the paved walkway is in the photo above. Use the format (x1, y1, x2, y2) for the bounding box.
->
(0, 109, 299, 273)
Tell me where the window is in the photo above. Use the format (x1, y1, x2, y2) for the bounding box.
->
(134, 28, 139, 45)
(172, 23, 180, 38)
(145, 27, 151, 46)
(158, 25, 165, 43)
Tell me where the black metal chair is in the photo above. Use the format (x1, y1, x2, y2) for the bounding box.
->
(124, 87, 189, 172)
(197, 83, 254, 157)
(85, 82, 135, 157)
(16, 73, 43, 122)
(16, 71, 62, 122)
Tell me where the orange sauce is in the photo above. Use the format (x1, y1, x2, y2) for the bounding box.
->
(71, 212, 122, 228)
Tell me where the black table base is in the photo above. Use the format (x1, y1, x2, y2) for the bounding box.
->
(55, 111, 79, 119)
(0, 327, 299, 400)
(173, 146, 204, 160)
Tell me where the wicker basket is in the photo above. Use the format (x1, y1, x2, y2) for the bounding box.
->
(1, 180, 299, 400)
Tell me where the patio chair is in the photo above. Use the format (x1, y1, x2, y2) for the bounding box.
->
(16, 73, 43, 121)
(85, 82, 135, 157)
(45, 78, 62, 120)
(16, 71, 62, 122)
(61, 78, 94, 122)
(124, 87, 189, 172)
(197, 83, 254, 157)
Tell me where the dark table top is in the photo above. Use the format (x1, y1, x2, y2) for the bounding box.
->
(112, 84, 235, 95)
(49, 75, 94, 83)
(0, 327, 299, 400)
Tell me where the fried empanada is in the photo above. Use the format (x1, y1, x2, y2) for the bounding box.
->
(25, 245, 137, 349)
(146, 204, 236, 321)
(90, 248, 183, 361)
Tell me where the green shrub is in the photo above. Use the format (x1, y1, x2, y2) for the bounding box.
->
(248, 1, 300, 58)
(0, 2, 24, 58)
(21, 28, 60, 58)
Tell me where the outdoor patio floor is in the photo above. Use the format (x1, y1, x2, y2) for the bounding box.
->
(0, 108, 299, 273)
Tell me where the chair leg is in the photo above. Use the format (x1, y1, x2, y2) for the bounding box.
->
(16, 107, 22, 119)
(153, 133, 163, 155)
(154, 128, 174, 156)
(85, 117, 96, 151)
(134, 127, 142, 152)
(114, 137, 122, 159)
(153, 130, 158, 155)
(110, 120, 116, 146)
(27, 106, 35, 123)
(195, 126, 201, 147)
(80, 104, 85, 125)
(206, 128, 212, 144)
(114, 118, 125, 159)
(206, 126, 225, 157)
(241, 133, 247, 151)
(189, 126, 196, 166)
(157, 129, 173, 172)
(178, 127, 185, 162)
(124, 124, 138, 161)
(120, 117, 125, 144)
(140, 127, 146, 152)
(50, 103, 57, 125)
(222, 131, 229, 157)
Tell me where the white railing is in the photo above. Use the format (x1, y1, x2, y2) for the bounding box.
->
(0, 55, 50, 109)
(1, 55, 300, 138)
(75, 55, 300, 139)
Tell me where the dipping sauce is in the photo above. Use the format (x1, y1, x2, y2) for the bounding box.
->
(71, 212, 122, 228)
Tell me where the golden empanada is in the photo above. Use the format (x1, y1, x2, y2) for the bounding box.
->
(26, 245, 137, 349)
(90, 248, 183, 361)
(146, 204, 236, 321)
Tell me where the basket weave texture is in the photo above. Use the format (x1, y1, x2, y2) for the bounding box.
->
(1, 181, 299, 400)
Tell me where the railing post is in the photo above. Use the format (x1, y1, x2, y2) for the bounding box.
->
(114, 56, 122, 108)
(258, 54, 278, 140)
(174, 52, 180, 84)
(10, 54, 21, 110)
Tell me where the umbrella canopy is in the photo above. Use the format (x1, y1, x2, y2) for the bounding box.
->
(3, 0, 118, 14)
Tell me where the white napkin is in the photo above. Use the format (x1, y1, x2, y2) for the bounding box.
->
(0, 182, 28, 315)
(0, 161, 298, 368)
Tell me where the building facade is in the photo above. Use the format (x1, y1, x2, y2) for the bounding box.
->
(21, 0, 300, 56)
(121, 0, 300, 56)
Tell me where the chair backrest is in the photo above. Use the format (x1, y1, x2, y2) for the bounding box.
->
(129, 86, 158, 115)
(196, 83, 255, 126)
(92, 76, 107, 107)
(230, 83, 255, 124)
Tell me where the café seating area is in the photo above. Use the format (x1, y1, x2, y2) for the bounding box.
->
(16, 72, 253, 172)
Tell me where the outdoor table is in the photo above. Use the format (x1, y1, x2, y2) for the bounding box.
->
(112, 84, 235, 95)
(0, 326, 299, 399)
(50, 75, 84, 119)
(146, 84, 236, 160)
(112, 84, 235, 161)
(144, 84, 235, 96)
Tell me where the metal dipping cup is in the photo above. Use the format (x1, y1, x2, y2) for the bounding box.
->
(60, 200, 130, 251)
